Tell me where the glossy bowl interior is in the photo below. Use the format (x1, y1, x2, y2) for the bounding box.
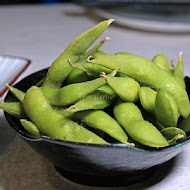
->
(4, 69, 190, 187)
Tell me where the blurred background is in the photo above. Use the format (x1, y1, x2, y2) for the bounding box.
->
(0, 0, 70, 3)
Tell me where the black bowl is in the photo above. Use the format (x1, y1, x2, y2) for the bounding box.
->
(4, 69, 190, 187)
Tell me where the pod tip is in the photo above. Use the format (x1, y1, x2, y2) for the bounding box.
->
(178, 51, 183, 62)
(101, 36, 110, 43)
(108, 19, 114, 25)
(100, 72, 108, 81)
(6, 83, 11, 88)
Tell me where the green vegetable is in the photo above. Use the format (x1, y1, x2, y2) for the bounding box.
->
(42, 19, 114, 88)
(91, 54, 190, 118)
(155, 89, 179, 127)
(23, 86, 107, 144)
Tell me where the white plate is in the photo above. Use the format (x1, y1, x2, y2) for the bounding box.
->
(0, 55, 31, 96)
(95, 8, 190, 33)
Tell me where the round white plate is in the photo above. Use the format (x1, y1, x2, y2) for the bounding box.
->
(95, 7, 190, 33)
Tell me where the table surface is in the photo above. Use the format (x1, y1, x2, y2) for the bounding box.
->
(0, 3, 190, 190)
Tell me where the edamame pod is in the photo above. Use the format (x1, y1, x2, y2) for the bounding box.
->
(173, 52, 186, 89)
(81, 37, 110, 61)
(102, 75, 140, 102)
(152, 53, 171, 74)
(70, 61, 113, 76)
(156, 120, 165, 131)
(126, 120, 169, 148)
(113, 101, 168, 148)
(7, 85, 25, 102)
(161, 127, 186, 143)
(42, 19, 114, 88)
(83, 63, 113, 75)
(0, 102, 25, 119)
(66, 37, 110, 84)
(91, 54, 190, 118)
(114, 100, 143, 126)
(65, 69, 88, 84)
(9, 76, 114, 107)
(155, 89, 179, 127)
(23, 86, 107, 144)
(36, 78, 45, 87)
(139, 87, 157, 113)
(72, 110, 128, 144)
(67, 85, 117, 112)
(41, 77, 107, 106)
(20, 119, 41, 138)
(173, 52, 184, 79)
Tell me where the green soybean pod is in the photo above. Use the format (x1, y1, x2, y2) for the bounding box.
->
(35, 78, 45, 87)
(67, 85, 117, 113)
(173, 52, 186, 89)
(65, 68, 88, 84)
(139, 87, 157, 113)
(173, 52, 184, 79)
(7, 85, 25, 102)
(102, 75, 140, 102)
(113, 100, 144, 126)
(155, 89, 179, 127)
(42, 19, 114, 88)
(20, 119, 41, 138)
(72, 110, 128, 144)
(23, 86, 107, 144)
(91, 54, 190, 118)
(80, 37, 110, 62)
(83, 63, 113, 75)
(70, 61, 113, 76)
(0, 102, 25, 119)
(152, 53, 171, 74)
(41, 77, 107, 106)
(156, 120, 166, 131)
(8, 74, 114, 107)
(161, 127, 186, 142)
(65, 37, 110, 84)
(126, 120, 169, 148)
(113, 101, 169, 148)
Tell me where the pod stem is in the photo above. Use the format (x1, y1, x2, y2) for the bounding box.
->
(110, 67, 121, 77)
(100, 72, 107, 81)
(68, 59, 77, 68)
(125, 142, 135, 147)
(67, 105, 76, 113)
(101, 36, 110, 44)
(173, 134, 184, 141)
(100, 68, 121, 81)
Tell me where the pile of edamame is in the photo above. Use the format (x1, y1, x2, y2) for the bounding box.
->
(1, 19, 190, 149)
